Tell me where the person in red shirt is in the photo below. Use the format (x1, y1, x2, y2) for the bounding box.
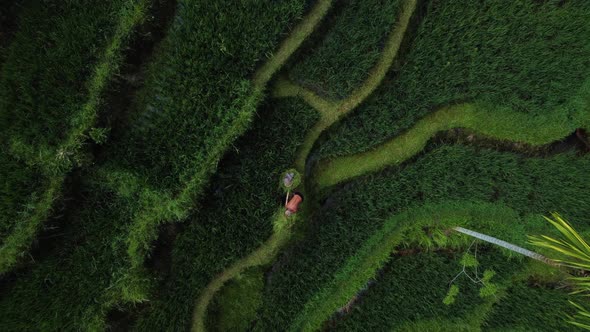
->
(285, 192, 304, 217)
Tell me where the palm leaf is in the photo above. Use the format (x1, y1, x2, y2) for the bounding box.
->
(530, 214, 590, 330)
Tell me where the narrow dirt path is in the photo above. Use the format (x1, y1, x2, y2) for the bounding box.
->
(189, 0, 588, 329)
(190, 0, 334, 330)
(190, 0, 417, 330)
(252, 0, 333, 89)
(315, 102, 586, 188)
(291, 0, 418, 170)
(126, 0, 335, 279)
(192, 211, 294, 332)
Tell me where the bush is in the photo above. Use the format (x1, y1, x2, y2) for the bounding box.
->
(317, 0, 590, 158)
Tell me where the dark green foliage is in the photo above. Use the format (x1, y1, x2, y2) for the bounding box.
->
(317, 0, 590, 158)
(0, 186, 149, 331)
(0, 2, 311, 328)
(483, 282, 582, 331)
(289, 0, 401, 99)
(0, 158, 44, 243)
(329, 250, 520, 331)
(255, 145, 590, 330)
(0, 0, 26, 64)
(0, 0, 149, 274)
(0, 0, 132, 148)
(133, 98, 319, 330)
(110, 0, 306, 192)
(207, 268, 264, 332)
(2, 0, 589, 330)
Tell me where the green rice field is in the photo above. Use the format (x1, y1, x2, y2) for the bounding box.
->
(1, 0, 590, 331)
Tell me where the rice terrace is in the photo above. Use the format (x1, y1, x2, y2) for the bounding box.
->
(2, 0, 590, 331)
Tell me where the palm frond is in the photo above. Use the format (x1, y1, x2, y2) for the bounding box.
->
(530, 214, 590, 331)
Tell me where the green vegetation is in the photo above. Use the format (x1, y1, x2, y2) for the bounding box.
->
(0, 0, 25, 64)
(330, 251, 579, 331)
(530, 214, 590, 329)
(280, 0, 417, 170)
(483, 281, 580, 331)
(0, 186, 148, 331)
(288, 0, 402, 99)
(101, 0, 324, 271)
(288, 201, 532, 331)
(317, 0, 590, 158)
(206, 268, 265, 332)
(133, 98, 318, 331)
(1, 0, 589, 330)
(1, 0, 148, 166)
(0, 0, 313, 329)
(255, 145, 590, 330)
(0, 0, 149, 274)
(315, 102, 587, 188)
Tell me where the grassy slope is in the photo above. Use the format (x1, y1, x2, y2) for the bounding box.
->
(133, 98, 319, 331)
(288, 0, 401, 99)
(316, 0, 590, 159)
(0, 0, 149, 274)
(255, 145, 590, 330)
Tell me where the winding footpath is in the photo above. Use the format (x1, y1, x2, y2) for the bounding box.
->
(276, 0, 418, 170)
(288, 202, 552, 331)
(190, 0, 590, 329)
(190, 0, 335, 330)
(190, 0, 417, 330)
(315, 102, 587, 188)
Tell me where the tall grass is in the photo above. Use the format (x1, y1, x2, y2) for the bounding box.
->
(289, 0, 402, 99)
(134, 98, 319, 331)
(102, 0, 324, 272)
(1, 1, 315, 327)
(289, 201, 535, 331)
(0, 0, 150, 274)
(482, 281, 582, 331)
(332, 253, 577, 331)
(315, 101, 588, 188)
(255, 145, 590, 330)
(317, 0, 590, 159)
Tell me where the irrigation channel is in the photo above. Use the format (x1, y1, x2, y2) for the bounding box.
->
(190, 0, 590, 330)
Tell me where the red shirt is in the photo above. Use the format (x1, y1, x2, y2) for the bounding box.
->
(286, 194, 303, 214)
